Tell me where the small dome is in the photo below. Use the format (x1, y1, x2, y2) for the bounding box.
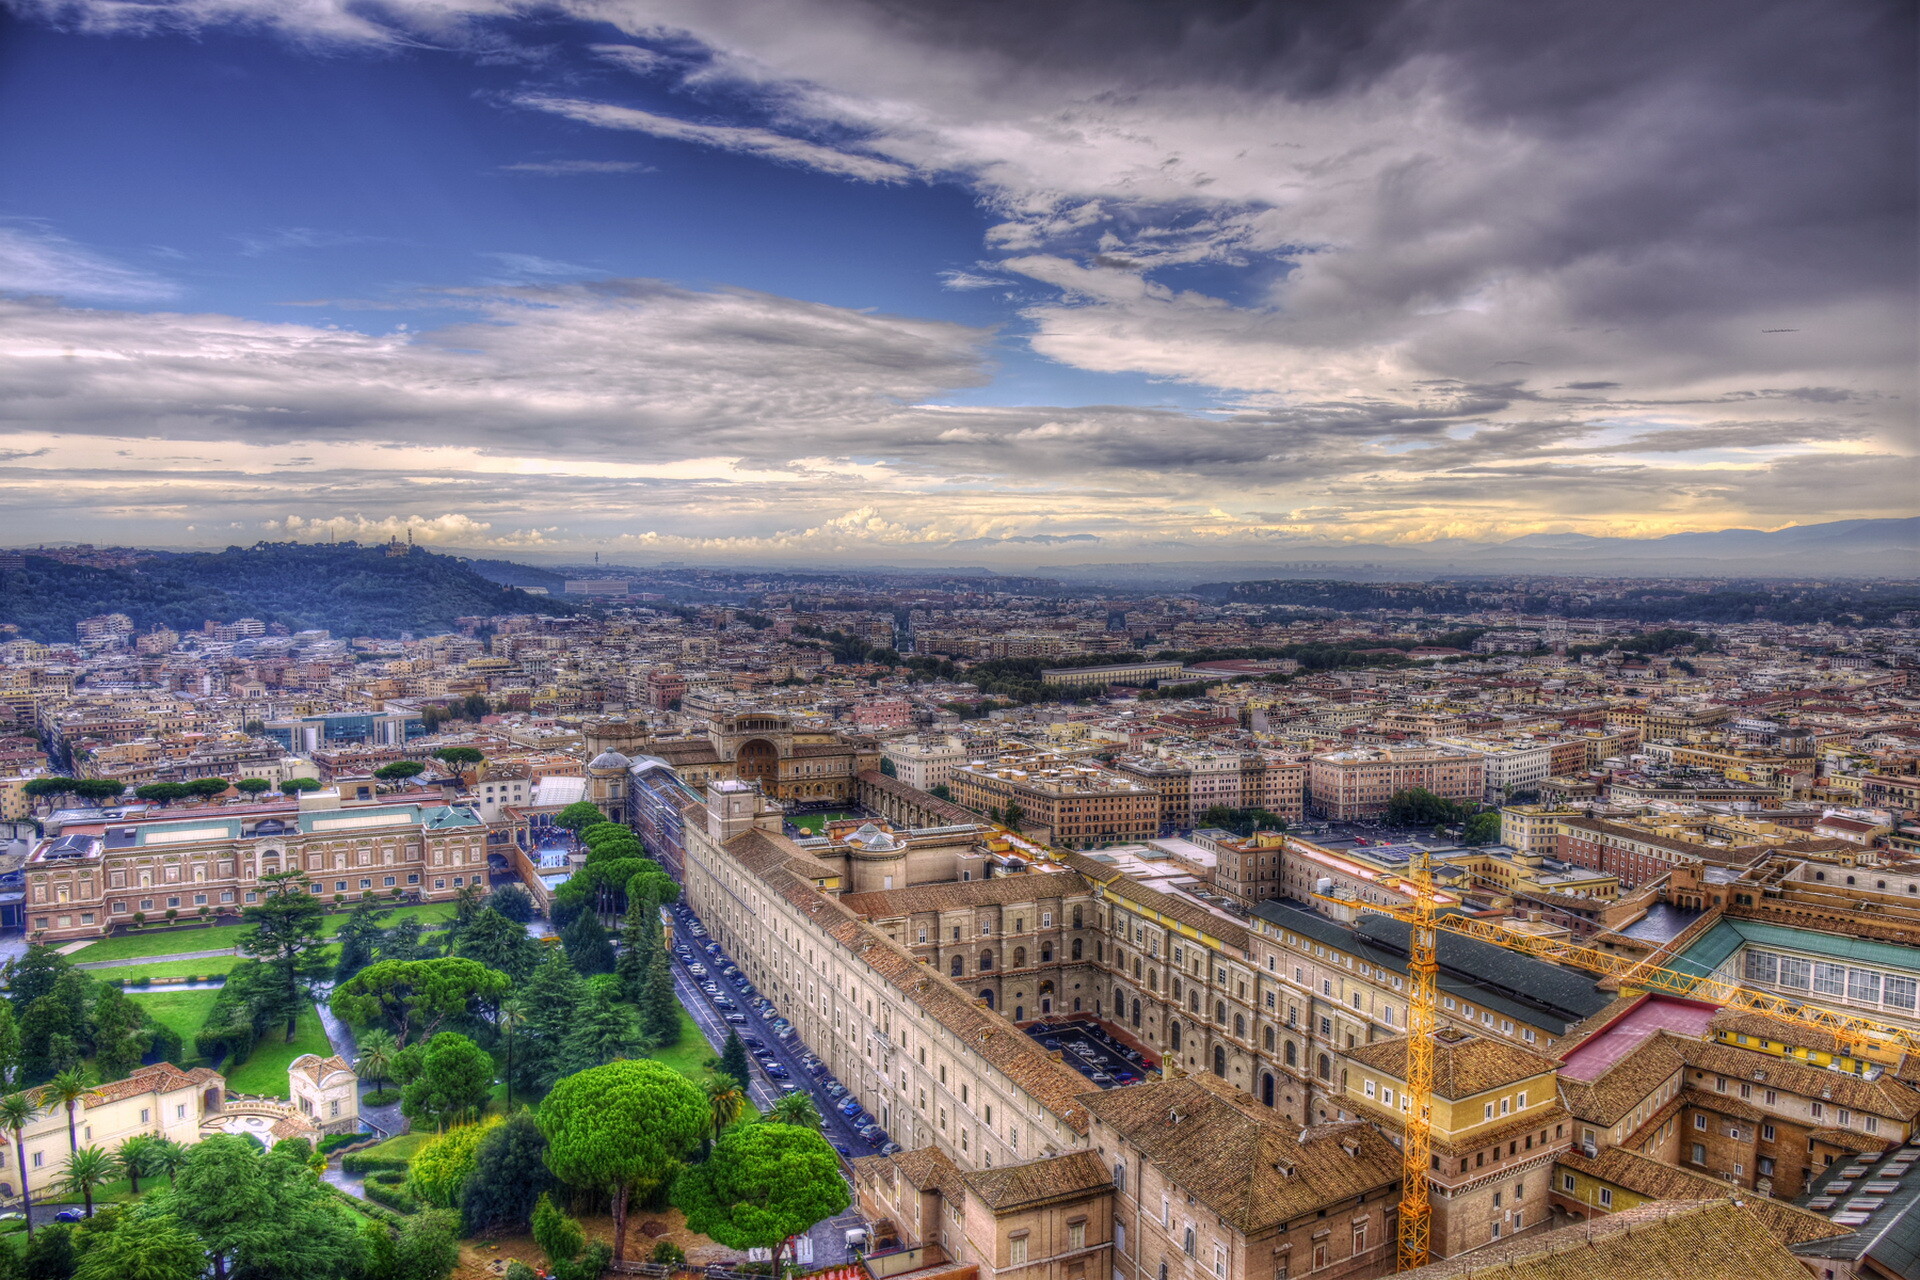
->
(847, 823, 901, 852)
(588, 750, 632, 771)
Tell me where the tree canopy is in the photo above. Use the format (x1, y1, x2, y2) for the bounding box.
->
(402, 1033, 496, 1133)
(540, 1059, 708, 1263)
(330, 958, 512, 1046)
(673, 1122, 850, 1278)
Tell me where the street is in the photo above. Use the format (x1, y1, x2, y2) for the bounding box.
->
(666, 908, 870, 1267)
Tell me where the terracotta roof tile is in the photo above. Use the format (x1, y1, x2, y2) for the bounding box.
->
(842, 873, 1093, 919)
(1080, 1072, 1399, 1232)
(1555, 1147, 1847, 1246)
(1348, 1032, 1559, 1100)
(1397, 1199, 1821, 1280)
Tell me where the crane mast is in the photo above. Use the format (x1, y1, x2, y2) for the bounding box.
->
(1397, 850, 1438, 1271)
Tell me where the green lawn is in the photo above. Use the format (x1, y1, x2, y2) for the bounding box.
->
(68, 902, 458, 965)
(127, 987, 221, 1047)
(225, 1003, 333, 1098)
(108, 955, 245, 982)
(648, 1009, 716, 1080)
(787, 810, 854, 835)
(358, 1132, 432, 1164)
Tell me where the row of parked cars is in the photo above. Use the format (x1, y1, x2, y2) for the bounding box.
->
(671, 905, 901, 1157)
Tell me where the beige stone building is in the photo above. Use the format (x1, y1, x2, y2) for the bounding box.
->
(950, 757, 1159, 846)
(0, 1062, 223, 1203)
(289, 1053, 360, 1136)
(1307, 748, 1486, 821)
(22, 789, 491, 943)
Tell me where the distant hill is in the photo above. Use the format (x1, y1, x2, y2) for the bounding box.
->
(0, 543, 584, 642)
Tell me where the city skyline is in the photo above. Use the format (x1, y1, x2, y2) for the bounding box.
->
(0, 0, 1913, 562)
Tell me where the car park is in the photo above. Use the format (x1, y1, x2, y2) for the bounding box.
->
(687, 963, 707, 977)
(713, 996, 737, 1010)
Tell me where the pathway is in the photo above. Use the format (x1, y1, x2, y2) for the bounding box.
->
(75, 947, 236, 970)
(314, 997, 402, 1140)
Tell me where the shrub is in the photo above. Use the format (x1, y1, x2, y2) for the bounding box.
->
(651, 1241, 687, 1265)
(131, 976, 151, 987)
(341, 1151, 412, 1175)
(363, 1088, 401, 1106)
(317, 1132, 362, 1154)
(406, 1117, 500, 1210)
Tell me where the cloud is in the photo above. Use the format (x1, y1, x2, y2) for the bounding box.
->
(234, 227, 382, 257)
(510, 95, 915, 183)
(501, 158, 654, 175)
(479, 251, 597, 279)
(589, 43, 670, 76)
(0, 224, 179, 302)
(939, 269, 1012, 290)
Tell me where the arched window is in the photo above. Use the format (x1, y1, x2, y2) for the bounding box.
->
(1039, 980, 1055, 995)
(1041, 943, 1053, 963)
(951, 955, 964, 977)
(1170, 1020, 1182, 1050)
(1285, 1040, 1298, 1068)
(1263, 1025, 1275, 1051)
(1114, 1161, 1127, 1193)
(1131, 998, 1142, 1026)
(981, 989, 995, 1009)
(1234, 1013, 1246, 1038)
(1261, 1072, 1275, 1107)
(1149, 970, 1158, 992)
(1189, 991, 1200, 1013)
(1158, 1263, 1168, 1280)
(980, 951, 994, 971)
(1071, 938, 1083, 960)
(1073, 907, 1084, 929)
(1014, 947, 1027, 968)
(1317, 1053, 1332, 1080)
(1213, 1046, 1226, 1077)
(1215, 1000, 1227, 1024)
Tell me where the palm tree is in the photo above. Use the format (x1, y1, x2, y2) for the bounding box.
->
(148, 1137, 189, 1187)
(0, 1092, 39, 1239)
(116, 1133, 160, 1195)
(353, 1029, 397, 1095)
(704, 1074, 748, 1139)
(45, 1068, 95, 1156)
(59, 1145, 116, 1217)
(769, 1090, 821, 1128)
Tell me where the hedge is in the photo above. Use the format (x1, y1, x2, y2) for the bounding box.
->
(342, 1151, 413, 1175)
(361, 1176, 419, 1215)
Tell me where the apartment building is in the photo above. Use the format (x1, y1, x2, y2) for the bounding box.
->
(1307, 747, 1487, 820)
(882, 735, 969, 792)
(951, 757, 1159, 845)
(1113, 750, 1306, 833)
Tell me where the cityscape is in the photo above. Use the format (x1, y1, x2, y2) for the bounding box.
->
(0, 1, 1915, 1280)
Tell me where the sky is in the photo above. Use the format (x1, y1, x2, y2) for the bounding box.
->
(0, 0, 1913, 566)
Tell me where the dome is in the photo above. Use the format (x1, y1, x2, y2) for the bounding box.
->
(588, 750, 632, 771)
(847, 823, 902, 853)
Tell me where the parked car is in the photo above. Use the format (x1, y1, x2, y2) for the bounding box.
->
(713, 996, 737, 1010)
(879, 1142, 903, 1156)
(687, 964, 707, 977)
(764, 1063, 790, 1079)
(833, 1143, 851, 1157)
(724, 1013, 748, 1024)
(837, 1098, 862, 1115)
(741, 1035, 764, 1048)
(53, 1211, 81, 1224)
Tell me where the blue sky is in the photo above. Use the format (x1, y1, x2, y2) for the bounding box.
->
(0, 0, 1908, 562)
(0, 15, 1220, 411)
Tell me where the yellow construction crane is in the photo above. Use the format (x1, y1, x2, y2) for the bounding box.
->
(1396, 851, 1438, 1271)
(1315, 877, 1920, 1270)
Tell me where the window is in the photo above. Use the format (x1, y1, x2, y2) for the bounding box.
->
(1009, 1237, 1028, 1266)
(1353, 1222, 1367, 1253)
(1182, 1227, 1195, 1258)
(1690, 1143, 1706, 1165)
(1762, 1124, 1776, 1142)
(1562, 1174, 1576, 1192)
(1599, 1187, 1613, 1207)
(1694, 1114, 1707, 1131)
(1068, 1222, 1086, 1251)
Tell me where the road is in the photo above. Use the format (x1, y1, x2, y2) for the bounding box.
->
(667, 909, 870, 1267)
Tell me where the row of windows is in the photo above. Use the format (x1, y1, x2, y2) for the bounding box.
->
(1744, 949, 1919, 1010)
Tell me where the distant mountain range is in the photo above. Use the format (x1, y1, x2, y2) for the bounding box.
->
(0, 544, 579, 642)
(1038, 517, 1920, 586)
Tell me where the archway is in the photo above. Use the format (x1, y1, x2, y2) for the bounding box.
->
(737, 739, 779, 790)
(1213, 1046, 1226, 1077)
(1261, 1072, 1275, 1107)
(980, 988, 995, 1009)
